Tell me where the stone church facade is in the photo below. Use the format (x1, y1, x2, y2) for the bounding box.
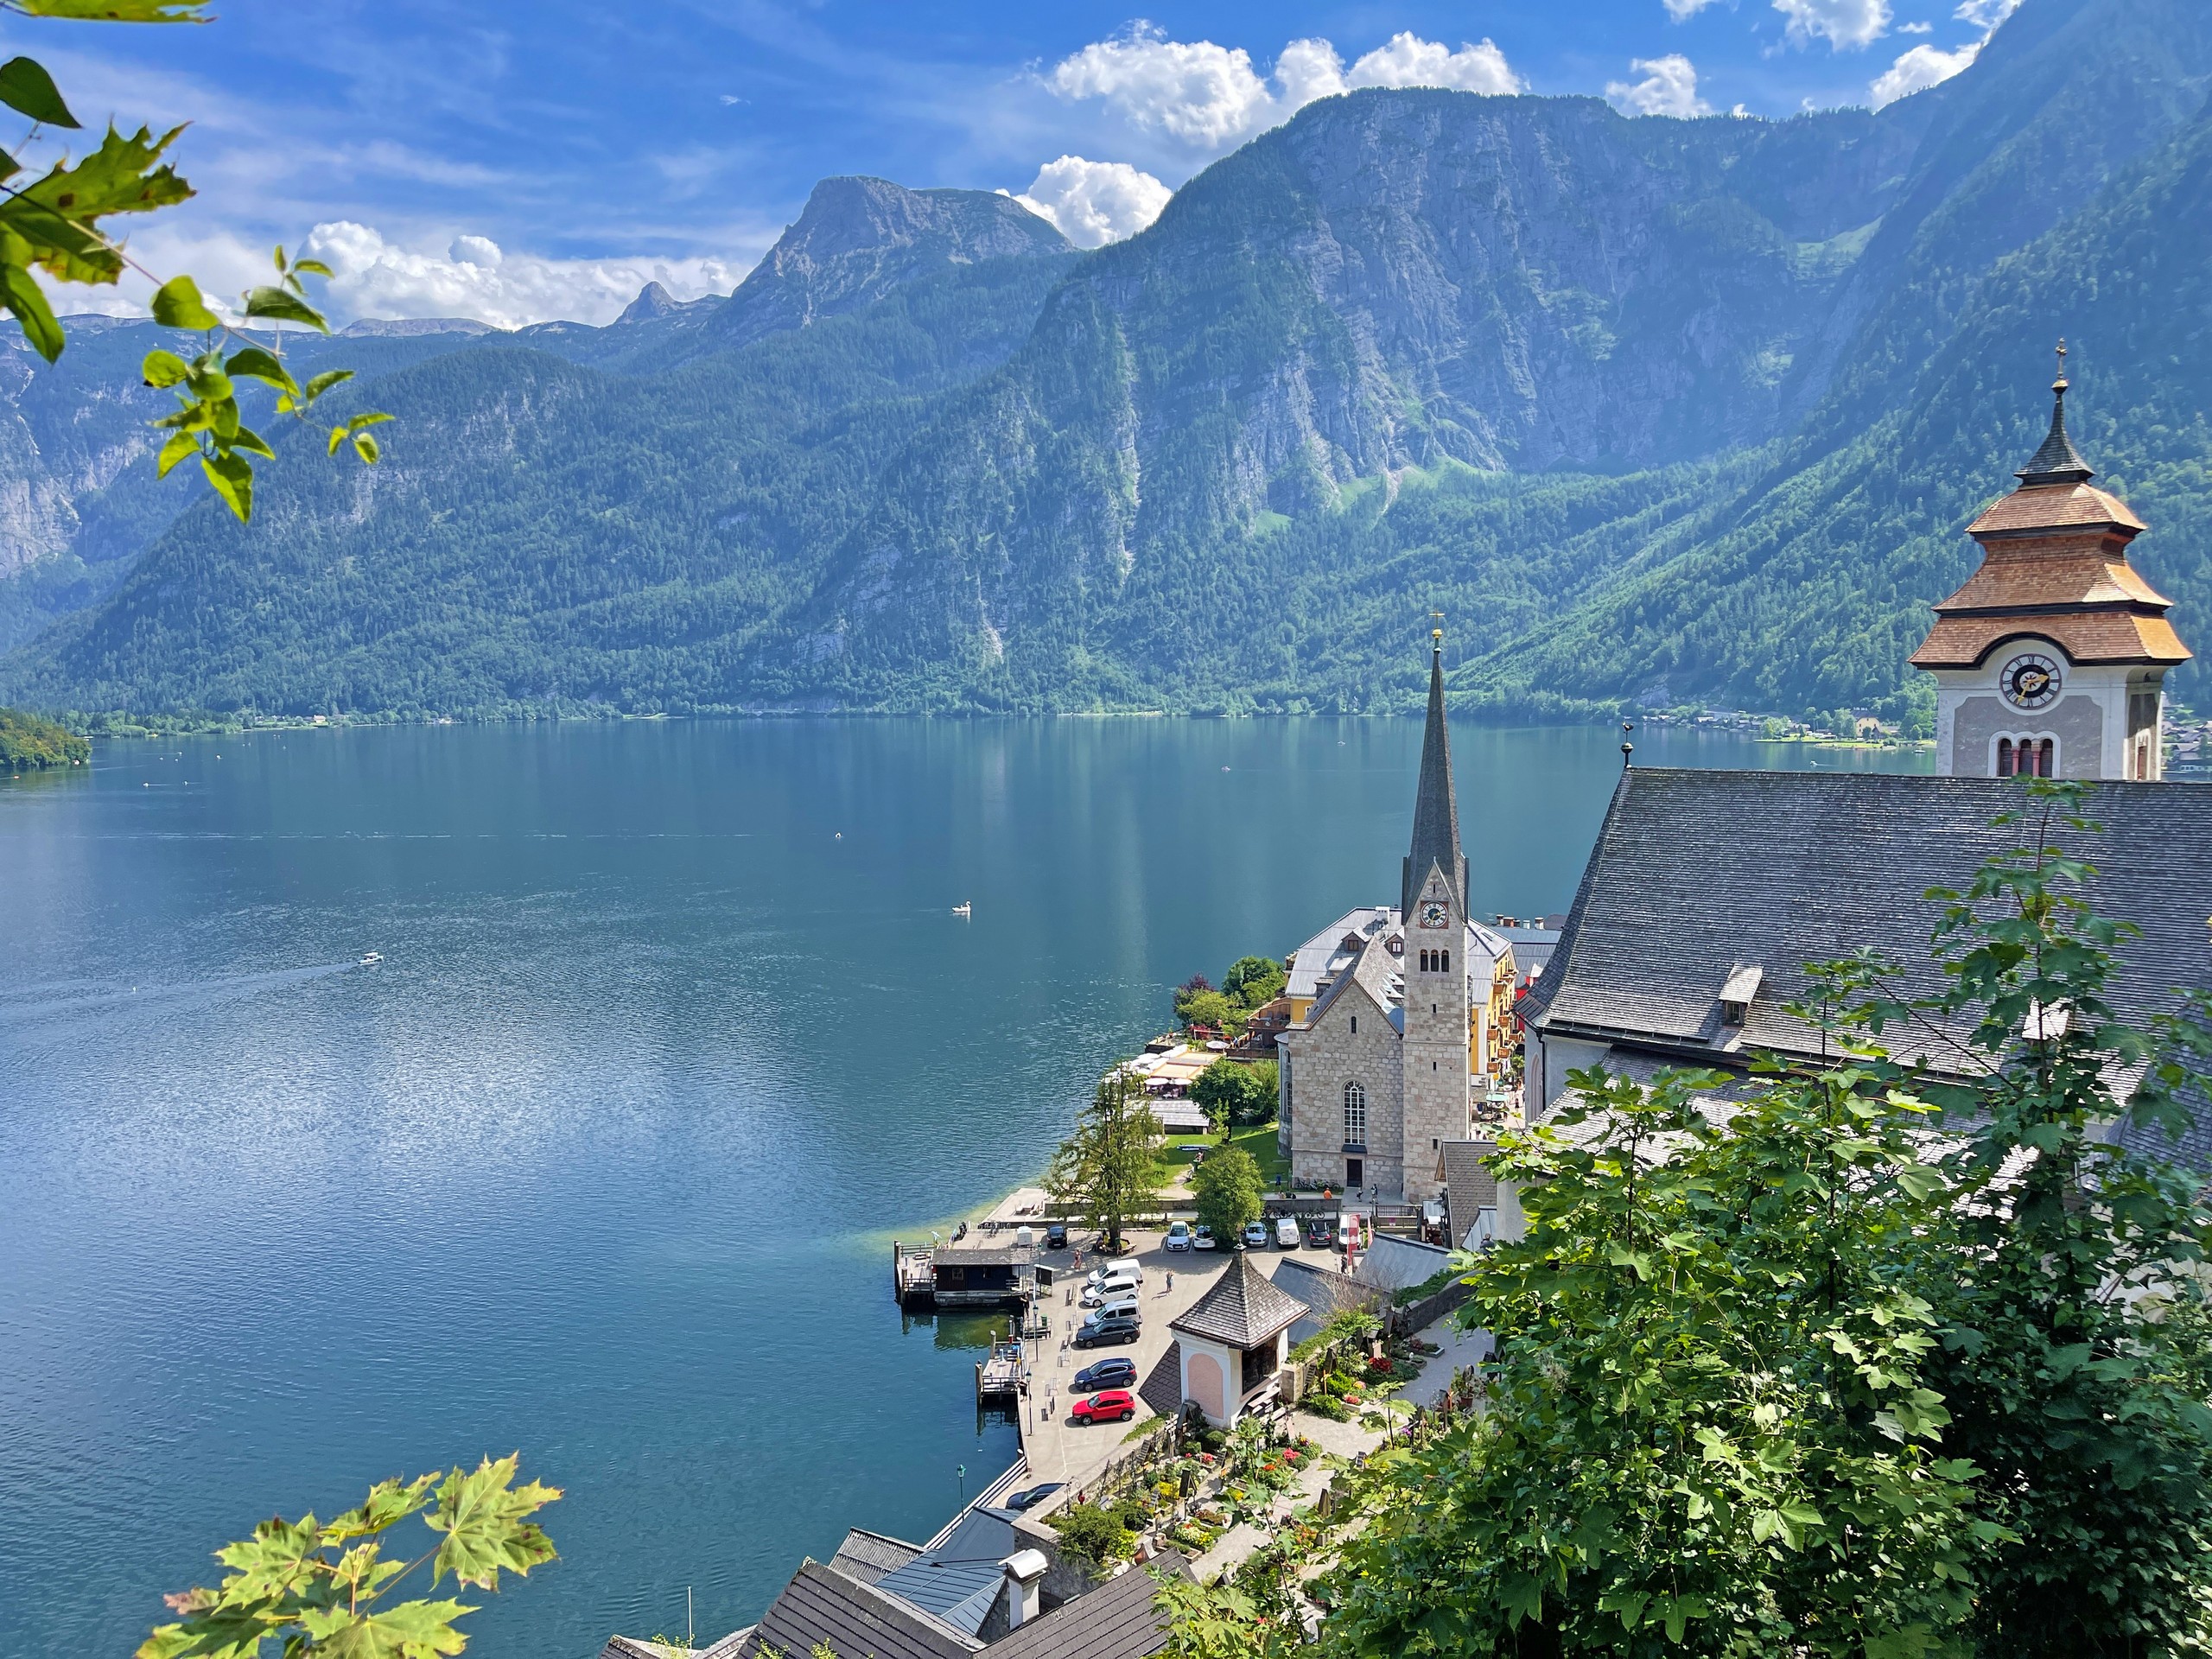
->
(1275, 633, 1510, 1204)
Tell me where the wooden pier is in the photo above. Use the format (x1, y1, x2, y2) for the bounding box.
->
(976, 1338, 1027, 1403)
(893, 1242, 936, 1307)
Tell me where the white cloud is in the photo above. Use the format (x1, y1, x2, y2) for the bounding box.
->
(1606, 54, 1713, 117)
(1045, 25, 1277, 148)
(1345, 33, 1522, 96)
(1274, 38, 1349, 108)
(1773, 0, 1892, 49)
(1010, 156, 1173, 248)
(1899, 20, 1933, 32)
(1664, 0, 1729, 19)
(1866, 0, 2018, 107)
(297, 222, 740, 327)
(1868, 38, 1980, 103)
(1040, 26, 1522, 156)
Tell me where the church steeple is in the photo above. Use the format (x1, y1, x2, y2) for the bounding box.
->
(1402, 628, 1468, 920)
(2016, 343, 2094, 486)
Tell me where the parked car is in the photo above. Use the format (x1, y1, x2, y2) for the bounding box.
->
(1336, 1213, 1363, 1251)
(1087, 1293, 1141, 1322)
(1086, 1261, 1143, 1287)
(1004, 1482, 1065, 1513)
(1192, 1224, 1217, 1250)
(1164, 1220, 1192, 1251)
(1274, 1216, 1300, 1249)
(1073, 1389, 1137, 1425)
(1073, 1357, 1139, 1391)
(1045, 1224, 1068, 1250)
(1081, 1273, 1141, 1307)
(1072, 1315, 1141, 1349)
(1242, 1219, 1269, 1249)
(1302, 1216, 1332, 1249)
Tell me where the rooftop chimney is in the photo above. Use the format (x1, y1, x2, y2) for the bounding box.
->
(1000, 1549, 1049, 1628)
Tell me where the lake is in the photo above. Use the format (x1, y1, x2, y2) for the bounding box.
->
(0, 717, 1926, 1656)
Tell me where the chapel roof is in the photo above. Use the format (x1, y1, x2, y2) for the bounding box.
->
(731, 1560, 979, 1659)
(983, 1549, 1192, 1659)
(1172, 1253, 1309, 1349)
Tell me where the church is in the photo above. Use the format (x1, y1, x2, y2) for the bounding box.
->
(1274, 632, 1510, 1205)
(1520, 365, 2211, 1165)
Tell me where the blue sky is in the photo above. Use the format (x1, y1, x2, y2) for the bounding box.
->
(10, 0, 2018, 327)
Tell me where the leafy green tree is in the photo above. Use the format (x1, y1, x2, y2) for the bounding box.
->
(1172, 974, 1214, 1026)
(1179, 988, 1240, 1034)
(1192, 1146, 1264, 1247)
(139, 1453, 558, 1658)
(1224, 955, 1287, 1009)
(1192, 1058, 1280, 1133)
(1852, 783, 2212, 1657)
(1239, 1058, 1279, 1128)
(0, 706, 87, 767)
(0, 2, 385, 519)
(1320, 1052, 1986, 1657)
(1046, 1067, 1165, 1254)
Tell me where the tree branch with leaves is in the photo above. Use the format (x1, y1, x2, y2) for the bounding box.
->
(0, 0, 387, 520)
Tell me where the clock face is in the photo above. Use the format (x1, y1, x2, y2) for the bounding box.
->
(1419, 899, 1449, 930)
(1999, 652, 2063, 711)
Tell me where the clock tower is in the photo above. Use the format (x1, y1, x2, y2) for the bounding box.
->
(1912, 354, 2190, 781)
(1400, 629, 1471, 1202)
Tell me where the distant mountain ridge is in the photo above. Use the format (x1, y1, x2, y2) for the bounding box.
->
(1, 0, 2207, 721)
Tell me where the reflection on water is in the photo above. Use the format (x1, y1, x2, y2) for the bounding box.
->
(0, 717, 1923, 1658)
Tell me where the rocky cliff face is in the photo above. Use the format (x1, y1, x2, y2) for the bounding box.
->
(703, 176, 1071, 352)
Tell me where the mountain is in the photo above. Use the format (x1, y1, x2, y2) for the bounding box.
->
(1, 0, 2207, 721)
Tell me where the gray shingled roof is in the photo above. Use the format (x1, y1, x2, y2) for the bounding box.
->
(1439, 1141, 1497, 1249)
(1526, 769, 2212, 1161)
(1268, 1257, 1382, 1345)
(1172, 1254, 1307, 1349)
(1137, 1341, 1185, 1421)
(732, 1561, 978, 1659)
(983, 1552, 1193, 1659)
(829, 1526, 925, 1586)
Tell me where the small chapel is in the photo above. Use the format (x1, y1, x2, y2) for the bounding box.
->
(1274, 631, 1511, 1204)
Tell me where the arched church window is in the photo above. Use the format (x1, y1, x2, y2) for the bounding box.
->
(1997, 738, 2014, 777)
(1343, 1082, 1367, 1145)
(2037, 738, 2055, 777)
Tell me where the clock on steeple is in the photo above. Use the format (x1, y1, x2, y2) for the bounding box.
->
(1911, 352, 2190, 781)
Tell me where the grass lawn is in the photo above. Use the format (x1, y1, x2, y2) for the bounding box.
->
(1151, 1121, 1289, 1194)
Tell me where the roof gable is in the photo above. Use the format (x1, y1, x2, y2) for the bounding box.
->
(1172, 1254, 1308, 1348)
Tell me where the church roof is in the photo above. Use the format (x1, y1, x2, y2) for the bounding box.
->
(1916, 372, 2185, 669)
(1522, 768, 2212, 1162)
(1173, 1253, 1308, 1349)
(2015, 375, 2096, 486)
(1402, 637, 1468, 920)
(1302, 929, 1404, 1033)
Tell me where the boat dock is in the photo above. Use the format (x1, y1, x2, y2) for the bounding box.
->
(976, 1338, 1027, 1404)
(892, 1242, 936, 1307)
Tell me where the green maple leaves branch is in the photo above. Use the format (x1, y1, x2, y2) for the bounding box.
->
(0, 0, 391, 521)
(139, 1453, 561, 1659)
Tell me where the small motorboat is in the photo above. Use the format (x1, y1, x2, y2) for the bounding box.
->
(359, 952, 384, 965)
(952, 902, 971, 918)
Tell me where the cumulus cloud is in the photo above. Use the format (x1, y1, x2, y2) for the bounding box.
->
(1045, 26, 1276, 148)
(1346, 33, 1522, 95)
(1867, 39, 1980, 104)
(297, 222, 741, 328)
(1606, 54, 1713, 117)
(1041, 24, 1522, 156)
(1772, 0, 1892, 49)
(1665, 0, 1729, 15)
(1867, 0, 2020, 108)
(1011, 156, 1173, 248)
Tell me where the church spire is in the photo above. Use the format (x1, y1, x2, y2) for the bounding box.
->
(1402, 626, 1468, 921)
(2017, 339, 2094, 486)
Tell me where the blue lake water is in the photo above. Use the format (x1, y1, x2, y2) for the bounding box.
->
(0, 717, 1925, 1656)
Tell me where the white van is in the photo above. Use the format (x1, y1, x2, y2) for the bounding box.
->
(1274, 1217, 1300, 1249)
(1085, 1260, 1143, 1288)
(1082, 1268, 1142, 1306)
(1335, 1213, 1363, 1250)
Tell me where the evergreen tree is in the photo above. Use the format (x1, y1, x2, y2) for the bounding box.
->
(1046, 1067, 1165, 1255)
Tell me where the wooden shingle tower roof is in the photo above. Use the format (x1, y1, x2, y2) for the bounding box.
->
(1911, 358, 2190, 672)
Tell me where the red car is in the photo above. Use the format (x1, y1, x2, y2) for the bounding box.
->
(1072, 1389, 1136, 1425)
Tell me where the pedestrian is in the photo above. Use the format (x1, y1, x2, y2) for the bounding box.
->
(1166, 1271, 1174, 1294)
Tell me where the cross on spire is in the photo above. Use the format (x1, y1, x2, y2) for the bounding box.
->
(2055, 336, 2068, 391)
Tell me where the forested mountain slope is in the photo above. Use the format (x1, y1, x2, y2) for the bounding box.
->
(2, 0, 2207, 720)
